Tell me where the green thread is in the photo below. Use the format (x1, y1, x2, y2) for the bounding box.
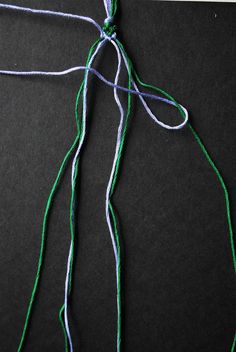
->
(161, 95, 235, 273)
(103, 22, 116, 37)
(118, 41, 236, 274)
(114, 40, 236, 351)
(107, 45, 133, 351)
(109, 201, 122, 350)
(58, 82, 84, 352)
(231, 332, 236, 352)
(59, 305, 69, 352)
(116, 39, 186, 120)
(188, 124, 236, 273)
(16, 39, 101, 352)
(17, 133, 80, 352)
(49, 38, 236, 352)
(110, 41, 132, 196)
(111, 0, 118, 17)
(58, 39, 101, 352)
(15, 3, 235, 349)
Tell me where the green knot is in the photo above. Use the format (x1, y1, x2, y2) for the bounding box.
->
(102, 17, 116, 38)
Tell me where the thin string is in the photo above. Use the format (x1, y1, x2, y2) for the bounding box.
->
(63, 36, 126, 352)
(0, 66, 188, 129)
(58, 40, 102, 352)
(4, 29, 187, 350)
(115, 39, 236, 352)
(231, 332, 236, 352)
(111, 0, 118, 18)
(64, 39, 106, 352)
(0, 3, 102, 34)
(16, 117, 81, 352)
(105, 39, 133, 352)
(128, 54, 236, 273)
(62, 36, 127, 352)
(58, 78, 86, 352)
(104, 39, 126, 352)
(103, 0, 111, 18)
(0, 2, 234, 352)
(103, 0, 117, 19)
(118, 38, 236, 273)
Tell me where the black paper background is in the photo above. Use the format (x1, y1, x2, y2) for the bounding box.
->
(0, 0, 235, 351)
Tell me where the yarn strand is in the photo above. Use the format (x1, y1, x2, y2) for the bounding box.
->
(59, 39, 104, 352)
(104, 40, 127, 351)
(0, 2, 233, 351)
(231, 332, 236, 352)
(133, 68, 236, 274)
(58, 77, 87, 352)
(65, 39, 106, 352)
(17, 128, 80, 352)
(0, 3, 102, 34)
(0, 66, 188, 129)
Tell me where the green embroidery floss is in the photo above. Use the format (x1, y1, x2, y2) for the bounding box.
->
(132, 63, 236, 274)
(0, 1, 234, 351)
(232, 332, 236, 352)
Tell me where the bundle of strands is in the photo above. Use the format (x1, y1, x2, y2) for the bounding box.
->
(0, 1, 235, 351)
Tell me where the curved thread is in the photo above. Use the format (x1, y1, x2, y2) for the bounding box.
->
(116, 38, 236, 272)
(0, 66, 188, 130)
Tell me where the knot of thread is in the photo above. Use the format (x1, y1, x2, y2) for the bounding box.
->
(102, 17, 116, 39)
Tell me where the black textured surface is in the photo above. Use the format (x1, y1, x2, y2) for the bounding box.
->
(0, 1, 235, 351)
